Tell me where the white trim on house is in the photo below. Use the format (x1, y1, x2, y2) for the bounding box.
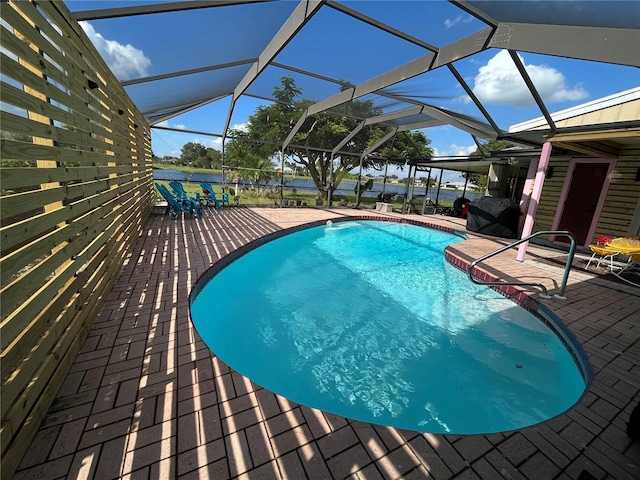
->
(509, 87, 640, 133)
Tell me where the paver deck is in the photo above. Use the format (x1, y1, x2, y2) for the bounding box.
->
(13, 207, 640, 480)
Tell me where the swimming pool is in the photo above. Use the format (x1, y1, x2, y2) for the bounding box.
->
(190, 219, 590, 434)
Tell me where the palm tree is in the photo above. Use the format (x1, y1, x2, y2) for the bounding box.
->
(225, 140, 276, 195)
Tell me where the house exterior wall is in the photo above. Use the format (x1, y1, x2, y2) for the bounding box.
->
(532, 151, 640, 245)
(598, 148, 640, 237)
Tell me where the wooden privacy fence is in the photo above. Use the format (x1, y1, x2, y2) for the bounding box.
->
(0, 1, 154, 476)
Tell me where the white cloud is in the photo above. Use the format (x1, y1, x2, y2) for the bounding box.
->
(231, 122, 249, 132)
(453, 94, 472, 104)
(190, 136, 221, 150)
(155, 120, 185, 130)
(80, 22, 151, 81)
(444, 14, 472, 29)
(438, 144, 477, 157)
(473, 50, 588, 107)
(214, 123, 249, 146)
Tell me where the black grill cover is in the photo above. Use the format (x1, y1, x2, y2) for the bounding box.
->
(466, 197, 520, 238)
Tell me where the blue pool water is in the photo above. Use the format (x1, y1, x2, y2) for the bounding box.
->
(190, 220, 588, 434)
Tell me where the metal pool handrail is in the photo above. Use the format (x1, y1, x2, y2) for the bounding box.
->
(467, 230, 577, 300)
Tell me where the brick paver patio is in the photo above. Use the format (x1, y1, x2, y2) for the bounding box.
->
(13, 207, 640, 479)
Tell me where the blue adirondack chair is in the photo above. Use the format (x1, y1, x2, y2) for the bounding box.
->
(199, 185, 221, 211)
(169, 181, 189, 201)
(156, 183, 185, 218)
(156, 183, 201, 219)
(169, 181, 203, 218)
(200, 182, 229, 209)
(200, 182, 230, 207)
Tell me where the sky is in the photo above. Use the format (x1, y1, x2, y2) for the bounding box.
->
(63, 0, 640, 181)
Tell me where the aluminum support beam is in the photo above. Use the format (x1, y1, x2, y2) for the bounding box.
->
(282, 89, 354, 149)
(354, 127, 397, 208)
(396, 120, 444, 131)
(448, 65, 501, 135)
(282, 28, 493, 150)
(331, 121, 365, 156)
(362, 129, 398, 160)
(415, 105, 497, 140)
(121, 59, 257, 87)
(144, 95, 227, 123)
(450, 1, 498, 27)
(489, 23, 640, 68)
(363, 106, 425, 126)
(329, 106, 428, 156)
(326, 0, 438, 51)
(232, 0, 324, 101)
(152, 125, 223, 138)
(225, 0, 324, 152)
(72, 1, 273, 20)
(508, 50, 556, 133)
(308, 54, 437, 118)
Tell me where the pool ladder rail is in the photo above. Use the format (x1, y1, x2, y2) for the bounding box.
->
(467, 230, 576, 300)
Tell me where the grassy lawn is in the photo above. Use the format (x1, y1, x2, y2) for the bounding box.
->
(155, 180, 454, 211)
(153, 165, 454, 211)
(154, 180, 378, 208)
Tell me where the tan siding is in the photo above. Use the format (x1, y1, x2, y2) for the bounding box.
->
(601, 151, 640, 238)
(533, 154, 640, 244)
(533, 158, 568, 232)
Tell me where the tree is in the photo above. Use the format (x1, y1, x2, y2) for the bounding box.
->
(180, 142, 207, 166)
(227, 76, 433, 196)
(177, 142, 223, 169)
(206, 148, 223, 169)
(225, 132, 276, 194)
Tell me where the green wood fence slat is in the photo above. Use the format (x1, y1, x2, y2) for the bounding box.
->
(1, 3, 153, 477)
(0, 165, 134, 191)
